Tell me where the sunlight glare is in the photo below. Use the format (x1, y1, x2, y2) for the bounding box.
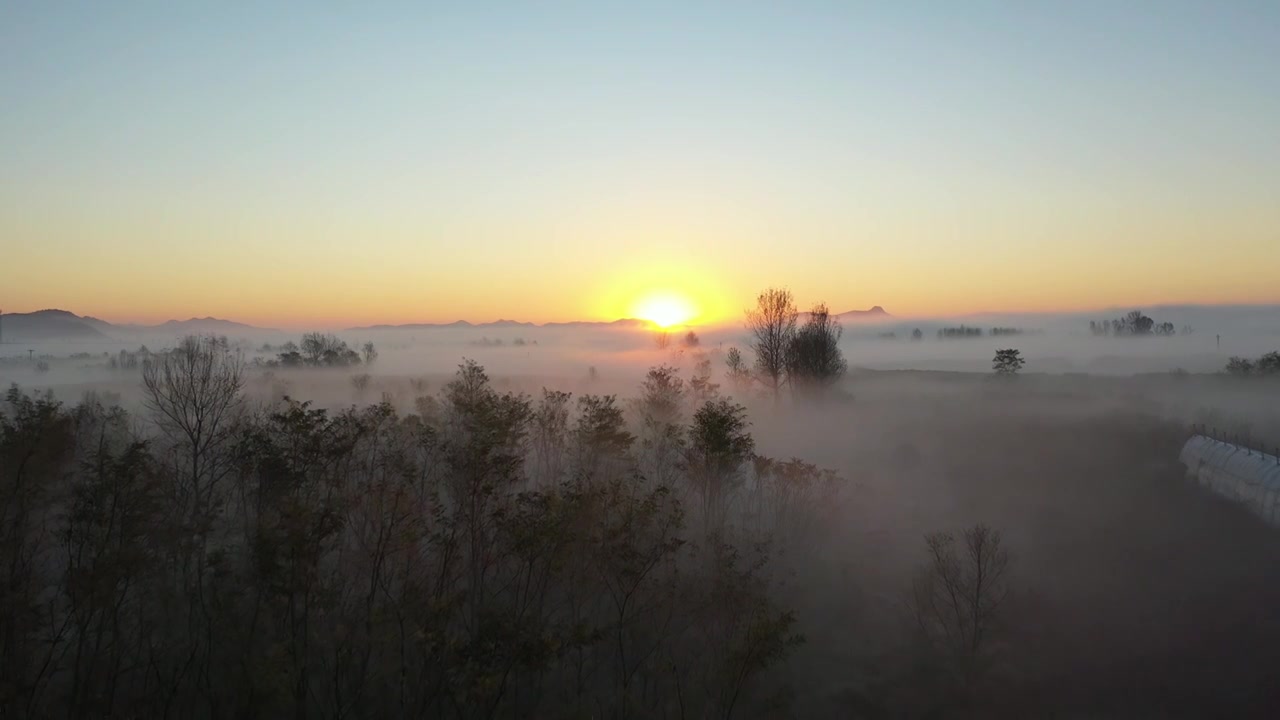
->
(633, 292, 696, 328)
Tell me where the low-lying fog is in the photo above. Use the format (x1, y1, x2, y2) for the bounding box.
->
(5, 309, 1280, 438)
(5, 309, 1280, 717)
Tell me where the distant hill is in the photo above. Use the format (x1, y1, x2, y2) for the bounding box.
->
(350, 320, 477, 331)
(349, 318, 648, 331)
(837, 306, 891, 321)
(0, 309, 277, 341)
(0, 309, 110, 341)
(793, 306, 892, 324)
(541, 318, 649, 329)
(149, 317, 277, 333)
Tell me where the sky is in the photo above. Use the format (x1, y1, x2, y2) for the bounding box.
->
(2, 1, 1278, 328)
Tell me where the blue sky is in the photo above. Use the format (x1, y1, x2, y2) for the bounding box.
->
(3, 1, 1277, 324)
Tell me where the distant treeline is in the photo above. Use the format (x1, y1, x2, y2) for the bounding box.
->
(1088, 310, 1185, 337)
(875, 326, 1029, 341)
(262, 332, 379, 368)
(470, 336, 537, 347)
(935, 326, 1024, 339)
(1226, 351, 1280, 377)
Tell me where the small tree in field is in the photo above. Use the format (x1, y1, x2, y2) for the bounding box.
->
(992, 349, 1024, 376)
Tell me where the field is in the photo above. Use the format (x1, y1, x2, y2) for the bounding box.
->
(4, 340, 1280, 717)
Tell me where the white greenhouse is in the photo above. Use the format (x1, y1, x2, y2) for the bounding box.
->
(1179, 435, 1280, 525)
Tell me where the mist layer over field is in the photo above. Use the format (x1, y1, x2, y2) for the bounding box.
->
(4, 312, 1280, 717)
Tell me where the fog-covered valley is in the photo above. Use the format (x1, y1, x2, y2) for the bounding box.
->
(4, 301, 1280, 717)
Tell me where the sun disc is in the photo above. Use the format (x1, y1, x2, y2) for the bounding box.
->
(633, 292, 695, 328)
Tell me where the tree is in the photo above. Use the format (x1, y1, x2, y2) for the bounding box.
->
(683, 330, 700, 349)
(912, 328, 923, 341)
(573, 394, 634, 480)
(654, 330, 671, 350)
(1257, 352, 1280, 376)
(686, 399, 754, 528)
(992, 348, 1024, 376)
(725, 347, 752, 395)
(1226, 356, 1254, 376)
(689, 355, 720, 404)
(745, 288, 798, 404)
(350, 372, 372, 395)
(142, 335, 245, 521)
(532, 389, 572, 483)
(140, 335, 244, 710)
(361, 341, 378, 365)
(785, 303, 847, 398)
(636, 366, 686, 487)
(297, 332, 360, 367)
(908, 524, 1012, 667)
(1124, 310, 1154, 336)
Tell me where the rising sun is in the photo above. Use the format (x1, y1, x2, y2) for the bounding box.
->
(633, 291, 696, 328)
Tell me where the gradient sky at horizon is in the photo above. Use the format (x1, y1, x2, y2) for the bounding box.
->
(3, 1, 1278, 327)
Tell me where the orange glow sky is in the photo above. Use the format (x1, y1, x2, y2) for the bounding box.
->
(4, 5, 1279, 328)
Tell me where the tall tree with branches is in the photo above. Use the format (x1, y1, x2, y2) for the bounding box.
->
(745, 288, 798, 405)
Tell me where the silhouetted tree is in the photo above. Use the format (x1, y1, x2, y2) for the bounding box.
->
(1226, 356, 1254, 376)
(786, 303, 847, 398)
(992, 348, 1024, 376)
(912, 328, 923, 341)
(725, 347, 751, 395)
(908, 524, 1012, 665)
(745, 288, 798, 405)
(292, 333, 360, 366)
(689, 354, 720, 404)
(1124, 310, 1155, 336)
(686, 399, 754, 528)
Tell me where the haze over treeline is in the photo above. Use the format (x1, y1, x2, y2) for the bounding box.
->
(4, 286, 1280, 717)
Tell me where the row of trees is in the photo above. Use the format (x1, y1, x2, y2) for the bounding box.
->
(738, 288, 849, 403)
(1088, 311, 1179, 337)
(937, 326, 984, 339)
(272, 332, 377, 368)
(1225, 351, 1280, 377)
(1, 335, 852, 718)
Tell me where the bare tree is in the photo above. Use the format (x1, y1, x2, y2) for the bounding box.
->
(142, 335, 245, 521)
(654, 329, 671, 350)
(140, 335, 244, 709)
(350, 372, 372, 395)
(909, 524, 1011, 661)
(745, 287, 798, 405)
